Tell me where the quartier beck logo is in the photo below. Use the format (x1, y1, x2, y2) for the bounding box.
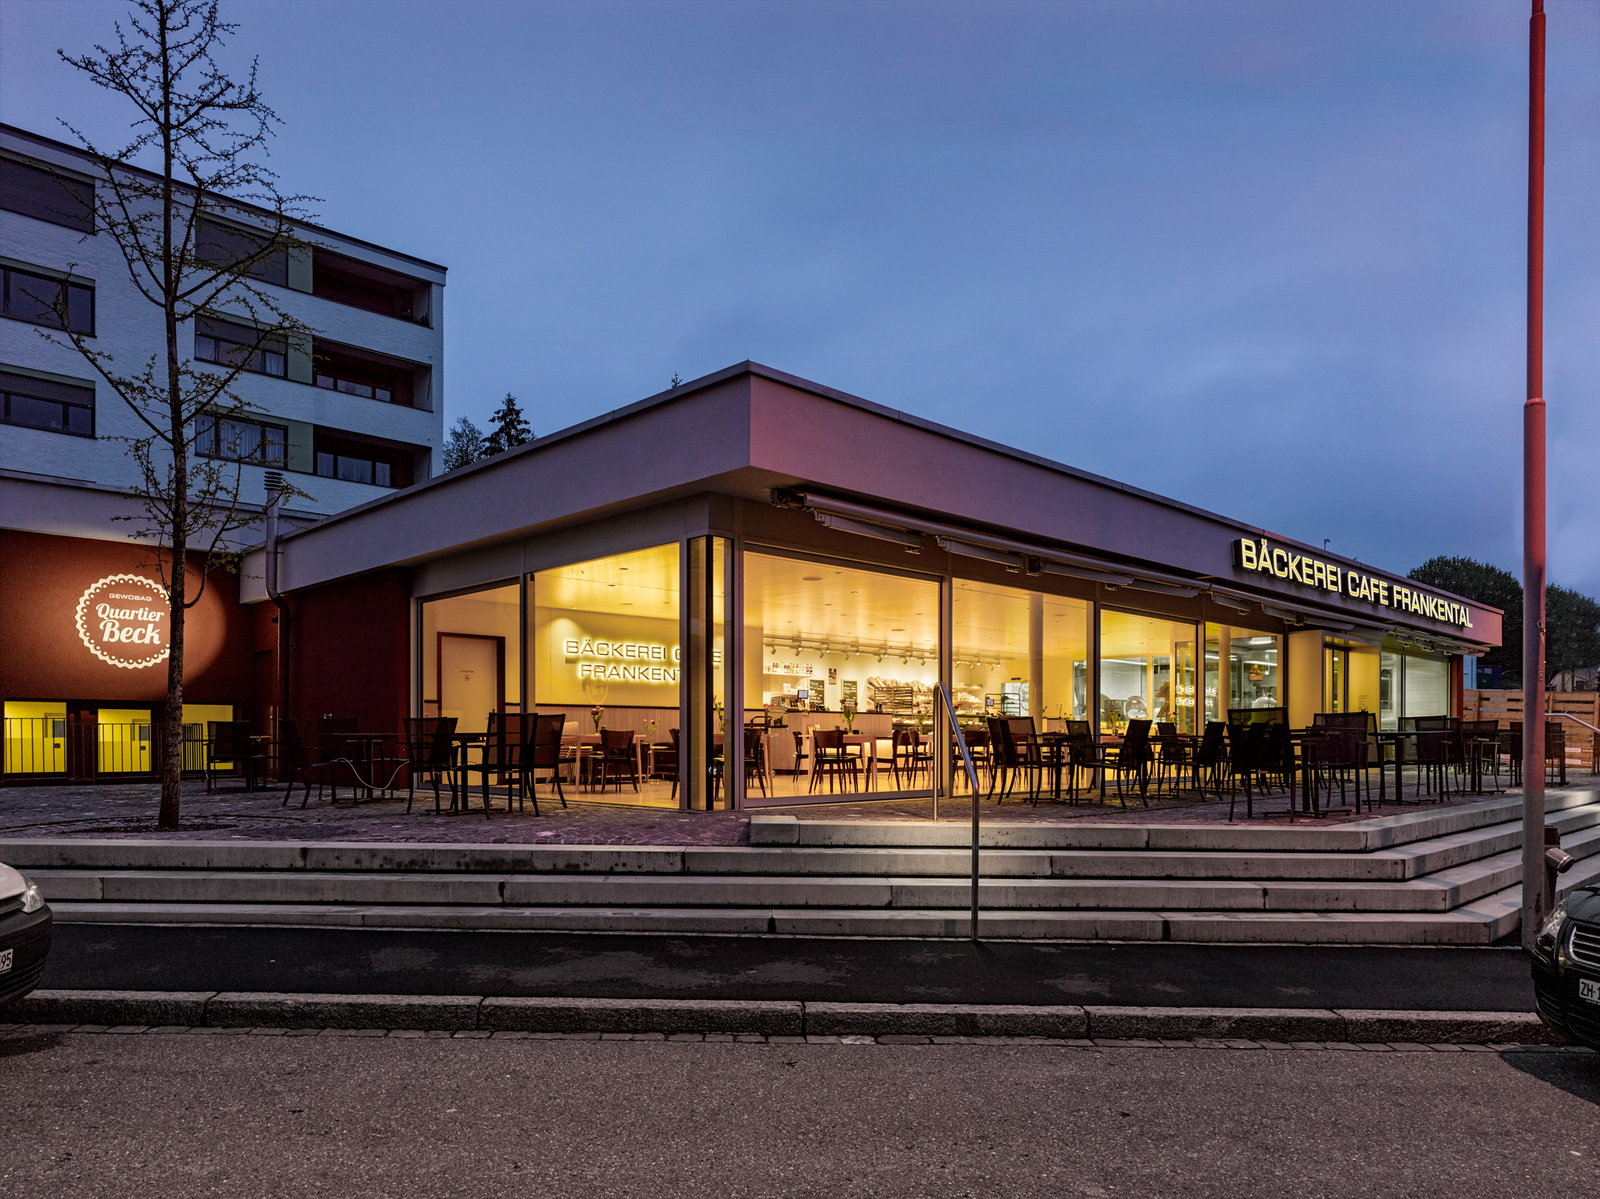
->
(74, 573, 169, 669)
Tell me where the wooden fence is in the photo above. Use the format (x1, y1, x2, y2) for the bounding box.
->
(1463, 690, 1600, 773)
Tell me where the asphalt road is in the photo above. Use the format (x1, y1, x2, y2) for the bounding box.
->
(2, 1030, 1596, 1198)
(44, 924, 1537, 1009)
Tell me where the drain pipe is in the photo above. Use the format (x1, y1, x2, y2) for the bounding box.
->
(264, 471, 291, 742)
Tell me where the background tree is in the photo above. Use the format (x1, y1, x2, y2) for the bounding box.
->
(441, 414, 487, 471)
(1410, 556, 1600, 689)
(484, 392, 532, 455)
(53, 0, 314, 827)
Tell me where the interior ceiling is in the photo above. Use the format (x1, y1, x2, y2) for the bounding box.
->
(1099, 609, 1198, 661)
(533, 543, 681, 616)
(746, 552, 939, 652)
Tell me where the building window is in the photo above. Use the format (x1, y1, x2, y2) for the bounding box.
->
(316, 449, 393, 487)
(0, 369, 94, 437)
(1099, 608, 1200, 735)
(0, 156, 95, 232)
(195, 318, 286, 378)
(2, 267, 94, 334)
(196, 218, 288, 287)
(315, 371, 392, 403)
(196, 415, 287, 467)
(313, 252, 419, 321)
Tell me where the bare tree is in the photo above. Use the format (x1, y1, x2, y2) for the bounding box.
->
(48, 0, 315, 827)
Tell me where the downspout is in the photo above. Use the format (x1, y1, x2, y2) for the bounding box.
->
(264, 472, 291, 744)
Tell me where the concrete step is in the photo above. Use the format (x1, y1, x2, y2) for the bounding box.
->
(750, 788, 1600, 851)
(43, 900, 1515, 944)
(32, 819, 1600, 913)
(9, 801, 1600, 886)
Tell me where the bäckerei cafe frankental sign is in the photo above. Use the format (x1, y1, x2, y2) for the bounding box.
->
(1233, 539, 1472, 630)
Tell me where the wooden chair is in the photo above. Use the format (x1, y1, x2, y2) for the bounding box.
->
(595, 727, 641, 795)
(810, 728, 860, 794)
(891, 728, 932, 790)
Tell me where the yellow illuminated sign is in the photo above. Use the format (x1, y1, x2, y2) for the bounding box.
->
(1233, 539, 1471, 629)
(563, 636, 681, 684)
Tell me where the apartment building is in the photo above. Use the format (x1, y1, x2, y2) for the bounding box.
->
(0, 123, 446, 780)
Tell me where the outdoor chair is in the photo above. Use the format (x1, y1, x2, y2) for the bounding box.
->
(401, 716, 458, 814)
(457, 711, 531, 816)
(1225, 722, 1292, 820)
(1153, 721, 1189, 796)
(515, 712, 568, 815)
(1189, 721, 1228, 800)
(1101, 718, 1154, 808)
(205, 720, 267, 793)
(1312, 728, 1369, 813)
(985, 716, 1040, 803)
(278, 719, 339, 808)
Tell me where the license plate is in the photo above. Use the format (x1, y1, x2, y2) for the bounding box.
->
(1581, 979, 1600, 1004)
(0, 948, 10, 974)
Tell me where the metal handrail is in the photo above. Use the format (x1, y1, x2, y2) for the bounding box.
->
(935, 683, 985, 943)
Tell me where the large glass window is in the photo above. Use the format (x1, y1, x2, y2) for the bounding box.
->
(742, 551, 940, 801)
(1099, 609, 1199, 734)
(1203, 624, 1281, 722)
(422, 582, 521, 734)
(1377, 650, 1451, 731)
(953, 581, 1089, 728)
(530, 544, 681, 806)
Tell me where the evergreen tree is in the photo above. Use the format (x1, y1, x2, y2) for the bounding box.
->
(1409, 556, 1600, 687)
(442, 415, 487, 472)
(485, 392, 532, 455)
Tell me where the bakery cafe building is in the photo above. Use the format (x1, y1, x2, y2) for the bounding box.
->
(1, 363, 1501, 804)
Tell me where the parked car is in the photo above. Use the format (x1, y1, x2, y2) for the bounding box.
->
(0, 864, 51, 1007)
(1532, 885, 1600, 1049)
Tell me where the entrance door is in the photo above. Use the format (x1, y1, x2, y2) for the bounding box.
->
(439, 634, 503, 734)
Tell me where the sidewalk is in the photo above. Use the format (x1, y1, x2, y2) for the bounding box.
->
(0, 776, 1568, 846)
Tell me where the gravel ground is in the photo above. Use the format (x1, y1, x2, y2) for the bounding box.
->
(0, 776, 1580, 846)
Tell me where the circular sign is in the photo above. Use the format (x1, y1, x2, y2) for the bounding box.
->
(75, 574, 170, 670)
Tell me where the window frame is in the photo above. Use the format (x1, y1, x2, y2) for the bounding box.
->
(1, 380, 95, 439)
(1, 266, 94, 335)
(194, 319, 287, 379)
(0, 155, 96, 233)
(315, 447, 395, 488)
(195, 413, 288, 468)
(195, 217, 289, 288)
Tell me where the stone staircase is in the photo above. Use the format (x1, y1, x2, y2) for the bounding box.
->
(7, 789, 1600, 944)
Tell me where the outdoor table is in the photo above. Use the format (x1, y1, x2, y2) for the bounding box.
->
(320, 731, 395, 802)
(1286, 730, 1330, 818)
(1373, 731, 1410, 804)
(444, 731, 487, 811)
(1032, 731, 1080, 801)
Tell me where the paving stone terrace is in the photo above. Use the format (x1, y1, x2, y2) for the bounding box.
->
(0, 775, 1581, 847)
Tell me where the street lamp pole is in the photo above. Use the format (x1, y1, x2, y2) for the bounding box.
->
(1521, 0, 1548, 950)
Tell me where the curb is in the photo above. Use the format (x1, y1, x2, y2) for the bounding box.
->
(4, 990, 1569, 1044)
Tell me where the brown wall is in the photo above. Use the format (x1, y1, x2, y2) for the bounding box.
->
(271, 567, 411, 735)
(0, 530, 253, 709)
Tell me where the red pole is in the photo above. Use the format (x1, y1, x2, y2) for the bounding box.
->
(1522, 0, 1548, 950)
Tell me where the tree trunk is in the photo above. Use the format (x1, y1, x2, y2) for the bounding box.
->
(156, 11, 183, 831)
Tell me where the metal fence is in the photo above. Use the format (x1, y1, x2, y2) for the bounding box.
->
(1, 717, 218, 781)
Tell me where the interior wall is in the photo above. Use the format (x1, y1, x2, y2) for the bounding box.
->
(1286, 630, 1324, 728)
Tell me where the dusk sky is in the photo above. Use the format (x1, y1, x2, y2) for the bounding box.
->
(3, 0, 1598, 593)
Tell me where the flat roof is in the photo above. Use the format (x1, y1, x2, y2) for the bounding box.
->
(0, 124, 448, 276)
(249, 361, 1500, 649)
